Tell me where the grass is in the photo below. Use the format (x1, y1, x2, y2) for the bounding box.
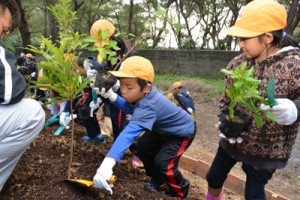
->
(155, 73, 224, 99)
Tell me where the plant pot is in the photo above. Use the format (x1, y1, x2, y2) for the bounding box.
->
(219, 110, 249, 139)
(94, 71, 117, 92)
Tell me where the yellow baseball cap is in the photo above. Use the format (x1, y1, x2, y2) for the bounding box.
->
(90, 19, 116, 47)
(25, 53, 32, 58)
(109, 56, 154, 83)
(225, 0, 287, 38)
(172, 81, 182, 89)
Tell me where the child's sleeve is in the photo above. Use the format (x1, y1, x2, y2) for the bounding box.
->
(113, 95, 133, 113)
(106, 123, 144, 163)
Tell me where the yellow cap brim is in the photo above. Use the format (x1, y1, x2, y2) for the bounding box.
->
(225, 26, 263, 38)
(109, 71, 137, 79)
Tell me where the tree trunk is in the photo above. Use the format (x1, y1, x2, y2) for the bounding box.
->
(127, 0, 134, 34)
(285, 0, 300, 35)
(15, 0, 31, 49)
(48, 12, 59, 46)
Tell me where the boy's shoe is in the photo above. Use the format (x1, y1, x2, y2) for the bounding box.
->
(82, 134, 105, 142)
(144, 181, 176, 197)
(131, 155, 144, 168)
(144, 181, 161, 190)
(45, 114, 59, 127)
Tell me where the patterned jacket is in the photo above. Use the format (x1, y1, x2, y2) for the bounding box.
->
(219, 46, 300, 169)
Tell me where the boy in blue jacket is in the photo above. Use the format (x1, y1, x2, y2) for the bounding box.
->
(92, 56, 196, 198)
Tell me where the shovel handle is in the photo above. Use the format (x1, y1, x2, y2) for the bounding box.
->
(108, 175, 117, 184)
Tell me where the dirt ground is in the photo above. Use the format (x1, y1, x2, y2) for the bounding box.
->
(0, 80, 299, 200)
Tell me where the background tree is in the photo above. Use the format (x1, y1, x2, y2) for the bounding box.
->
(4, 0, 300, 52)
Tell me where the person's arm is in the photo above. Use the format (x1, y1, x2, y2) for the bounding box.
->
(0, 42, 26, 104)
(97, 87, 132, 113)
(106, 123, 144, 162)
(93, 123, 144, 193)
(112, 95, 132, 113)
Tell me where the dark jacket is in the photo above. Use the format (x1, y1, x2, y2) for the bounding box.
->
(0, 40, 26, 104)
(108, 36, 138, 139)
(219, 47, 300, 169)
(173, 88, 195, 112)
(24, 61, 38, 78)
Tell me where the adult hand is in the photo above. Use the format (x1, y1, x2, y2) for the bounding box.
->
(99, 88, 117, 102)
(89, 98, 102, 117)
(261, 98, 297, 125)
(93, 157, 116, 195)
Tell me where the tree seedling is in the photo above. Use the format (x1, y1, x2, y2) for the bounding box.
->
(221, 61, 275, 128)
(27, 0, 90, 179)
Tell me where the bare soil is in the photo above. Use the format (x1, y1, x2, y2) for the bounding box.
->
(0, 80, 299, 200)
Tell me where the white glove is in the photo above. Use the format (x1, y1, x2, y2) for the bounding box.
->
(93, 157, 116, 195)
(59, 112, 77, 129)
(83, 61, 92, 72)
(187, 107, 193, 114)
(89, 98, 102, 117)
(99, 88, 117, 102)
(30, 72, 36, 78)
(126, 114, 132, 121)
(260, 98, 298, 125)
(87, 69, 97, 79)
(112, 80, 120, 92)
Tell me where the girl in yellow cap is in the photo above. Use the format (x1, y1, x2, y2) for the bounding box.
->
(206, 0, 300, 199)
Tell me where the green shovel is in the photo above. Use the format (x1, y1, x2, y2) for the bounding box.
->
(266, 67, 278, 107)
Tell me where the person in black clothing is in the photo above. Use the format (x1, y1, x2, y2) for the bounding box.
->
(24, 53, 38, 96)
(59, 57, 105, 142)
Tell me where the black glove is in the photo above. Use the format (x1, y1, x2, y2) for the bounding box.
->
(218, 110, 250, 142)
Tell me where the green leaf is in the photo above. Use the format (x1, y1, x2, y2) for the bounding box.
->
(175, 23, 181, 34)
(154, 9, 167, 16)
(244, 67, 254, 77)
(220, 61, 274, 128)
(254, 112, 263, 128)
(221, 69, 234, 75)
(261, 110, 276, 122)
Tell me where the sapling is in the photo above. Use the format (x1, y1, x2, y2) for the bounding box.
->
(27, 0, 90, 179)
(221, 61, 275, 128)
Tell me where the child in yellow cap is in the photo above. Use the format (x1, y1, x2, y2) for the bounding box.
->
(207, 0, 300, 200)
(89, 19, 138, 143)
(167, 81, 196, 118)
(92, 56, 196, 198)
